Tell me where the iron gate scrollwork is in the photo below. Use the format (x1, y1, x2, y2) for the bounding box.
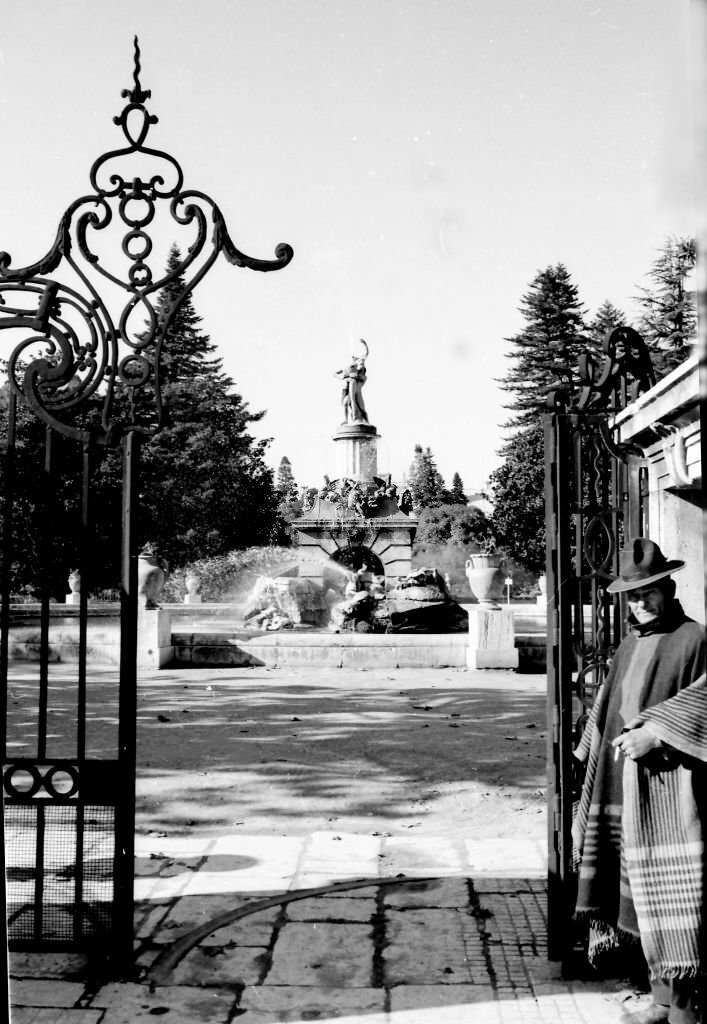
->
(0, 39, 292, 964)
(544, 326, 654, 965)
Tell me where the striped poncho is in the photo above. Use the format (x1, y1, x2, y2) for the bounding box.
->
(572, 602, 706, 980)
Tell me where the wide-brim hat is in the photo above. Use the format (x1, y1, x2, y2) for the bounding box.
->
(607, 537, 685, 594)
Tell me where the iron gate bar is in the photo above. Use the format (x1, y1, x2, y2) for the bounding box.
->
(75, 438, 92, 946)
(544, 410, 575, 964)
(0, 389, 16, 730)
(115, 431, 139, 961)
(77, 439, 92, 765)
(0, 36, 293, 966)
(37, 426, 54, 763)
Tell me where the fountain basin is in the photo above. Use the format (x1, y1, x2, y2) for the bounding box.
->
(172, 628, 470, 668)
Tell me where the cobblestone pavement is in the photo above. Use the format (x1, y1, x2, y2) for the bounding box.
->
(9, 837, 647, 1024)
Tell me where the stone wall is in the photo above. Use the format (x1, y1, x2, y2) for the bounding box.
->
(613, 355, 704, 622)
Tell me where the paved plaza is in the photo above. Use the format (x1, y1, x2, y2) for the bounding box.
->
(8, 667, 651, 1023)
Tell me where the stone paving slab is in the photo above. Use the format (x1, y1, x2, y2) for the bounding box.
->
(169, 943, 270, 987)
(391, 983, 499, 1009)
(465, 837, 546, 876)
(133, 832, 550, 896)
(199, 906, 280, 949)
(9, 980, 86, 1007)
(11, 1011, 104, 1024)
(384, 907, 484, 985)
(285, 895, 376, 921)
(9, 953, 89, 980)
(382, 876, 470, 908)
(237, 984, 386, 1020)
(143, 893, 273, 944)
(380, 834, 464, 876)
(264, 920, 374, 987)
(89, 982, 237, 1023)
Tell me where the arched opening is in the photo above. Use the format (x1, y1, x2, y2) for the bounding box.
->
(329, 544, 384, 578)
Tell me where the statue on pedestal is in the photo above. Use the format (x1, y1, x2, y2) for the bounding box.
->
(336, 338, 369, 424)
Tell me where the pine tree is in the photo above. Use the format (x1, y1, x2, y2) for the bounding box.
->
(276, 456, 298, 499)
(499, 264, 587, 432)
(586, 300, 626, 348)
(634, 236, 696, 378)
(408, 444, 445, 508)
(448, 471, 467, 504)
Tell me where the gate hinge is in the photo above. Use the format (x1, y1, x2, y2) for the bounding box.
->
(552, 705, 559, 743)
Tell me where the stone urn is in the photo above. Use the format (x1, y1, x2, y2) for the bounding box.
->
(184, 570, 202, 604)
(464, 554, 504, 609)
(137, 545, 166, 609)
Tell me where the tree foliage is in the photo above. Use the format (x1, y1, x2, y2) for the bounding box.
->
(276, 456, 298, 499)
(446, 471, 467, 505)
(488, 423, 545, 576)
(119, 245, 280, 568)
(634, 235, 696, 378)
(499, 263, 587, 432)
(586, 300, 625, 348)
(407, 444, 446, 508)
(412, 503, 494, 590)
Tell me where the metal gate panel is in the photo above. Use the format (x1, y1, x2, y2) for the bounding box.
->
(1, 411, 127, 949)
(1, 39, 292, 965)
(544, 327, 655, 967)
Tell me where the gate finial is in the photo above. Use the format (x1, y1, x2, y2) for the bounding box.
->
(121, 35, 151, 106)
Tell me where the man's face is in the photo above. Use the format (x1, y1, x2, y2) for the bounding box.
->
(627, 584, 666, 624)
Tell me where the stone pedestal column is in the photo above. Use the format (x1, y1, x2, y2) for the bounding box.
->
(466, 607, 518, 670)
(137, 608, 174, 669)
(136, 548, 173, 668)
(333, 422, 380, 482)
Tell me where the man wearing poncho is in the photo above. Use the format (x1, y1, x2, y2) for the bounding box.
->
(572, 538, 706, 1024)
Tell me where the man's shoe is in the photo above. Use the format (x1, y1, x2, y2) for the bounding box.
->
(619, 1003, 670, 1024)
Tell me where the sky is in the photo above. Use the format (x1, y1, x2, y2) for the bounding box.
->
(0, 0, 698, 494)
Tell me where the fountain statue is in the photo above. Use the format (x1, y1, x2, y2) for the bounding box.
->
(335, 338, 369, 424)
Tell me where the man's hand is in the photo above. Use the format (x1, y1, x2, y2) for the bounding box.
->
(612, 724, 662, 761)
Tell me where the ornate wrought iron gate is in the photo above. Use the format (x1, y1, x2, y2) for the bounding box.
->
(543, 327, 655, 964)
(0, 41, 292, 965)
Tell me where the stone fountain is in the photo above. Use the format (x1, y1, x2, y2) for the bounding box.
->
(295, 339, 418, 588)
(238, 341, 468, 634)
